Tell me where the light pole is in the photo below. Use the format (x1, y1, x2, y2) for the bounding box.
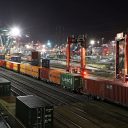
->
(10, 27, 21, 53)
(90, 40, 95, 55)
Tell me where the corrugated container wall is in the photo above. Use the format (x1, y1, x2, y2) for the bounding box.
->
(11, 56, 21, 63)
(16, 95, 53, 128)
(0, 77, 11, 96)
(40, 67, 50, 81)
(49, 69, 65, 85)
(60, 73, 83, 91)
(42, 59, 50, 68)
(0, 54, 5, 60)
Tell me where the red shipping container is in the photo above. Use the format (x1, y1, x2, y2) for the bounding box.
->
(83, 77, 105, 99)
(126, 87, 128, 106)
(122, 86, 126, 105)
(32, 51, 39, 60)
(104, 80, 114, 101)
(40, 67, 50, 81)
(0, 60, 6, 67)
(10, 62, 13, 70)
(94, 79, 105, 98)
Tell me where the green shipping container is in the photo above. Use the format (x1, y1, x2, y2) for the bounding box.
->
(0, 77, 11, 96)
(60, 73, 83, 91)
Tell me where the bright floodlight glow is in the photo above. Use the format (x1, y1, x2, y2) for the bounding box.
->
(10, 27, 21, 37)
(47, 40, 51, 46)
(90, 40, 95, 45)
(26, 45, 31, 49)
(42, 48, 46, 53)
(116, 32, 123, 40)
(97, 41, 100, 44)
(42, 45, 46, 48)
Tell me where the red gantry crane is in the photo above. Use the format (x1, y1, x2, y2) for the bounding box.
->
(66, 35, 87, 77)
(115, 32, 128, 82)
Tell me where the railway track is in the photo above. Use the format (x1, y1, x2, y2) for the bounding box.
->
(1, 67, 128, 128)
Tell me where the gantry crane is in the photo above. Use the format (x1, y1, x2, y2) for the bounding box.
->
(0, 27, 13, 54)
(115, 32, 128, 82)
(66, 35, 87, 77)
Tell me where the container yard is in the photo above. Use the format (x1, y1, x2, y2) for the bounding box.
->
(0, 6, 128, 127)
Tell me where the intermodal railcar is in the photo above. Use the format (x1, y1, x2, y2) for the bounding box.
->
(0, 59, 128, 107)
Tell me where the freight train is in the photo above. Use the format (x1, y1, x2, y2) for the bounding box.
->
(0, 59, 128, 107)
(0, 59, 83, 92)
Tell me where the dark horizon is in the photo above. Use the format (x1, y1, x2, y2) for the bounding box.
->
(0, 0, 128, 43)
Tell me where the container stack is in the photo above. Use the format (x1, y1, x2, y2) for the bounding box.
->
(42, 59, 50, 68)
(16, 95, 53, 128)
(11, 56, 21, 63)
(0, 77, 11, 96)
(31, 51, 40, 66)
(0, 54, 5, 60)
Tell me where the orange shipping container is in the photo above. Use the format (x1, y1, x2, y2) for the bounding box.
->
(31, 71, 39, 78)
(13, 62, 20, 72)
(6, 61, 13, 70)
(49, 69, 65, 85)
(32, 66, 40, 72)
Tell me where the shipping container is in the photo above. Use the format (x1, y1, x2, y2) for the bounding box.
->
(83, 76, 128, 106)
(31, 66, 40, 78)
(0, 77, 11, 96)
(11, 56, 21, 63)
(6, 61, 13, 70)
(104, 81, 128, 106)
(0, 60, 6, 67)
(0, 54, 5, 60)
(25, 64, 32, 76)
(31, 60, 39, 66)
(12, 62, 20, 72)
(40, 67, 50, 81)
(42, 59, 50, 68)
(60, 73, 83, 91)
(31, 51, 40, 60)
(16, 95, 53, 128)
(31, 71, 39, 78)
(6, 61, 11, 69)
(20, 63, 26, 74)
(83, 77, 105, 99)
(32, 66, 40, 72)
(49, 69, 65, 85)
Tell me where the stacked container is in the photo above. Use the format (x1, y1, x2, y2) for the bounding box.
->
(20, 63, 26, 74)
(42, 59, 50, 68)
(12, 62, 20, 72)
(16, 95, 53, 128)
(31, 51, 40, 66)
(0, 60, 6, 67)
(31, 66, 40, 78)
(0, 54, 5, 60)
(0, 77, 11, 96)
(40, 67, 50, 81)
(11, 56, 21, 63)
(25, 64, 32, 76)
(6, 61, 13, 70)
(60, 73, 83, 91)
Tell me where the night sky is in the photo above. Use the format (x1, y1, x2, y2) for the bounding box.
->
(0, 0, 128, 43)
